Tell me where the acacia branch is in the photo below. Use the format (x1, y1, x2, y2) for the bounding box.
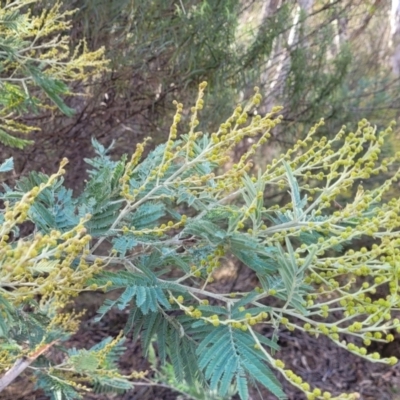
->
(0, 340, 58, 392)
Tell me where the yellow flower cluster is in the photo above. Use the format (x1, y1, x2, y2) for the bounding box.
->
(119, 83, 400, 398)
(0, 161, 105, 372)
(0, 1, 109, 148)
(272, 359, 360, 400)
(4, 81, 400, 398)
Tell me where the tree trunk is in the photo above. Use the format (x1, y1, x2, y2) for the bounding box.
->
(391, 0, 400, 75)
(264, 0, 314, 109)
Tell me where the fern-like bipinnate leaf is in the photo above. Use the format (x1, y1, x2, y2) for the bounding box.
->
(35, 372, 81, 400)
(93, 271, 171, 320)
(197, 325, 286, 399)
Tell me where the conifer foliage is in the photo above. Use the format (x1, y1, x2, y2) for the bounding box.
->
(1, 81, 400, 399)
(0, 0, 107, 149)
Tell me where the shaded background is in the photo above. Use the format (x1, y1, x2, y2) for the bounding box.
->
(7, 0, 400, 189)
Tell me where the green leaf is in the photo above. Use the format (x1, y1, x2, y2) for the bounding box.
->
(231, 248, 276, 274)
(182, 219, 226, 243)
(112, 235, 137, 256)
(0, 157, 13, 172)
(141, 312, 161, 351)
(92, 375, 133, 393)
(30, 69, 75, 117)
(283, 161, 307, 220)
(0, 128, 33, 149)
(236, 368, 248, 400)
(94, 298, 121, 322)
(130, 202, 166, 229)
(0, 294, 15, 337)
(197, 326, 285, 399)
(70, 350, 100, 372)
(35, 372, 82, 400)
(232, 292, 260, 311)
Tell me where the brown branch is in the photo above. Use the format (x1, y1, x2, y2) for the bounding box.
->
(0, 340, 58, 392)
